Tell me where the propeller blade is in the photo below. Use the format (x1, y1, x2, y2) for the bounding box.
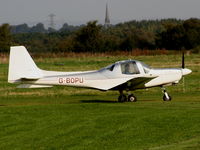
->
(182, 52, 185, 69)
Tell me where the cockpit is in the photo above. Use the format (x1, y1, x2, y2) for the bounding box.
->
(121, 61, 140, 74)
(102, 60, 151, 75)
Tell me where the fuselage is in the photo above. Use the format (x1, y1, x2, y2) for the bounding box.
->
(8, 46, 192, 102)
(21, 60, 192, 91)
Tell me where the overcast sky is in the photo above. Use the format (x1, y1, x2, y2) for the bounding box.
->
(0, 0, 200, 28)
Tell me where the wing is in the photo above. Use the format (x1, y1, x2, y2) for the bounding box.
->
(115, 77, 156, 90)
(89, 76, 155, 91)
(109, 76, 156, 91)
(85, 78, 134, 91)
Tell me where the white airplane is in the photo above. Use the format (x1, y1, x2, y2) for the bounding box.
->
(8, 46, 192, 102)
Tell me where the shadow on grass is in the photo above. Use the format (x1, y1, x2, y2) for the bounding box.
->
(80, 99, 158, 103)
(139, 99, 160, 102)
(80, 99, 118, 103)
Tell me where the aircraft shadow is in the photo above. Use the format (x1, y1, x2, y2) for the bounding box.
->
(80, 100, 118, 103)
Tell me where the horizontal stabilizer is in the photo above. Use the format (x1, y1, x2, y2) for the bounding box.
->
(17, 84, 53, 88)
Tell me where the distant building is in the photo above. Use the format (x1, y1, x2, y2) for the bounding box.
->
(104, 3, 111, 28)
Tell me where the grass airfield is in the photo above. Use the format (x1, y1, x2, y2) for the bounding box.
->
(0, 53, 200, 150)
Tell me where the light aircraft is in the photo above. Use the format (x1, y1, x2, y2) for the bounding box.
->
(8, 46, 192, 102)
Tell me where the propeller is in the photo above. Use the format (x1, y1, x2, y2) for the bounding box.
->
(181, 52, 185, 92)
(181, 52, 191, 76)
(182, 52, 185, 69)
(181, 51, 192, 92)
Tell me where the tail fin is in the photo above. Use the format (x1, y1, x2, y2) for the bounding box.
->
(8, 46, 43, 83)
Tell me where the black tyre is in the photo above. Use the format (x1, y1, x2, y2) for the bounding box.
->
(128, 94, 137, 102)
(118, 95, 127, 102)
(163, 95, 172, 101)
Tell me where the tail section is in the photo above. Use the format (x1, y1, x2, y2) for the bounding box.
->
(8, 46, 43, 83)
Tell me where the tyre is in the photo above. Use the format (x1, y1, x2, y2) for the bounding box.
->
(118, 95, 127, 102)
(128, 94, 137, 102)
(163, 95, 172, 101)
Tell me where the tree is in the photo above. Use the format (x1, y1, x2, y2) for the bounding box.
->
(156, 23, 186, 50)
(0, 24, 12, 52)
(156, 18, 200, 50)
(73, 21, 103, 52)
(11, 23, 30, 33)
(183, 18, 200, 49)
(30, 23, 47, 33)
(57, 36, 75, 52)
(120, 35, 136, 51)
(59, 23, 80, 33)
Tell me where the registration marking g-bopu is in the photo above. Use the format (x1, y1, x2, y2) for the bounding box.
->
(58, 77, 84, 84)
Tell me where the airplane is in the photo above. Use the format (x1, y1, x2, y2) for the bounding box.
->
(8, 46, 192, 102)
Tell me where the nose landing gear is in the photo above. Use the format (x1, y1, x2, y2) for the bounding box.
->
(162, 88, 172, 101)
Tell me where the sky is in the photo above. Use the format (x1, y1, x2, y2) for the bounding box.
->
(0, 0, 200, 28)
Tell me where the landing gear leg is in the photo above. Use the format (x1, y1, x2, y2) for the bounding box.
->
(162, 87, 172, 101)
(118, 90, 127, 102)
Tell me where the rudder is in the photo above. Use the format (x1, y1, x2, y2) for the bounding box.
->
(8, 46, 43, 83)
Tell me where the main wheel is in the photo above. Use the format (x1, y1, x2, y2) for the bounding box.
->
(118, 95, 127, 102)
(163, 95, 172, 101)
(128, 94, 137, 102)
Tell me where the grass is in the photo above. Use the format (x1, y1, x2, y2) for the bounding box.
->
(0, 53, 200, 150)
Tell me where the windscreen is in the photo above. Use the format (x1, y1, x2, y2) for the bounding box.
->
(121, 61, 140, 74)
(140, 62, 151, 73)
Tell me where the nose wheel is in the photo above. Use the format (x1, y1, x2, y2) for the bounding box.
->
(162, 88, 172, 101)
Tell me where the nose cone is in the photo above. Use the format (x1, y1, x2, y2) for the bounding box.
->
(182, 68, 192, 76)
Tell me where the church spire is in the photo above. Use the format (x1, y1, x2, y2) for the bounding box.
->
(104, 3, 110, 28)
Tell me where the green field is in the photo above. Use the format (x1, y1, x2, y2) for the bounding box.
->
(0, 54, 200, 150)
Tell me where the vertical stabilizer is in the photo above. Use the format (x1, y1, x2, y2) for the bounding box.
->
(8, 46, 43, 83)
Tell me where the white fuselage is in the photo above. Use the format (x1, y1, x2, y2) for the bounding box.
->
(20, 60, 191, 91)
(8, 46, 192, 101)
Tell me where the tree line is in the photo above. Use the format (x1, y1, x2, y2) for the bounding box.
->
(0, 18, 200, 53)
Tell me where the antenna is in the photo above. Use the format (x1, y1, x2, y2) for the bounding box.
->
(49, 14, 56, 29)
